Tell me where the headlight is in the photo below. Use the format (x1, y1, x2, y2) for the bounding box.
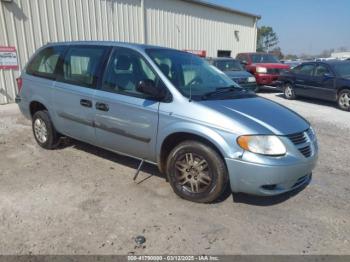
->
(256, 67, 267, 73)
(237, 135, 286, 156)
(247, 76, 256, 83)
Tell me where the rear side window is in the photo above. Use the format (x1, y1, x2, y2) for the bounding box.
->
(26, 46, 65, 79)
(62, 46, 108, 88)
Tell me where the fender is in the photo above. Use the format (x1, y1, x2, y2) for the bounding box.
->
(156, 121, 243, 164)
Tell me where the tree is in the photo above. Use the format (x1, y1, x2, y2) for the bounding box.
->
(284, 54, 299, 61)
(269, 47, 284, 60)
(257, 26, 279, 52)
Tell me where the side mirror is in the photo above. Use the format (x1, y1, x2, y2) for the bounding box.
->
(240, 60, 248, 65)
(137, 79, 165, 100)
(323, 73, 334, 78)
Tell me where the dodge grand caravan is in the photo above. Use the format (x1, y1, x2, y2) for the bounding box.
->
(16, 41, 318, 203)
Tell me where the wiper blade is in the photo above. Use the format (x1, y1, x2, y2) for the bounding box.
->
(201, 86, 243, 99)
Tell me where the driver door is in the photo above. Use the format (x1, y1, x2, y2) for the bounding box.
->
(93, 47, 161, 161)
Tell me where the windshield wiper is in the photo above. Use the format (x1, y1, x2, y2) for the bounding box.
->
(201, 86, 243, 100)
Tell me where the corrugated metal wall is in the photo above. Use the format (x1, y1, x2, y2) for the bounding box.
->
(145, 0, 257, 57)
(0, 0, 257, 104)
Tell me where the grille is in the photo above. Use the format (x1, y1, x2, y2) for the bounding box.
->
(299, 145, 312, 158)
(266, 68, 287, 75)
(233, 77, 248, 84)
(287, 132, 307, 145)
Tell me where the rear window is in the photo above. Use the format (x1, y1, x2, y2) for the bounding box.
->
(26, 46, 65, 79)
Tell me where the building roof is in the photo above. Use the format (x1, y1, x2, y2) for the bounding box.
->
(182, 0, 261, 19)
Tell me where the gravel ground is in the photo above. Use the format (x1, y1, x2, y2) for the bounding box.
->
(0, 92, 349, 255)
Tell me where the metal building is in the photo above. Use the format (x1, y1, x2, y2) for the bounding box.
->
(0, 0, 260, 104)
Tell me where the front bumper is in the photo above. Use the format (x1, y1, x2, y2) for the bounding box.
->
(225, 153, 318, 196)
(255, 73, 280, 86)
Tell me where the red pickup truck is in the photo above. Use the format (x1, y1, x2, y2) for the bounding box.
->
(236, 52, 290, 91)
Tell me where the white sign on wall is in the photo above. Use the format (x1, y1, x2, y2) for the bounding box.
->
(0, 46, 18, 70)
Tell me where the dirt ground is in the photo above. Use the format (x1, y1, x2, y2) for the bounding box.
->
(0, 92, 349, 255)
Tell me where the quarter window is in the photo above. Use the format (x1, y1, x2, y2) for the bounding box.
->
(63, 46, 107, 88)
(26, 46, 65, 79)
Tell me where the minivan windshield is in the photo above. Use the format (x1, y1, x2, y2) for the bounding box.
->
(215, 59, 244, 72)
(146, 49, 253, 100)
(251, 54, 280, 63)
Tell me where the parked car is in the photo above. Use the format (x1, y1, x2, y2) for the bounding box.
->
(236, 52, 290, 91)
(16, 41, 318, 203)
(206, 57, 258, 91)
(278, 61, 350, 111)
(283, 60, 303, 69)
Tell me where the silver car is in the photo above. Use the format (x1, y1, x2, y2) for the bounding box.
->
(16, 41, 318, 203)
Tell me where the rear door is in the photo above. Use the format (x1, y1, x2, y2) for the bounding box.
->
(93, 47, 161, 161)
(52, 45, 110, 144)
(293, 63, 315, 97)
(309, 63, 337, 101)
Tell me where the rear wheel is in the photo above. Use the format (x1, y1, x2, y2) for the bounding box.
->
(166, 141, 228, 203)
(32, 110, 60, 149)
(284, 83, 296, 100)
(338, 89, 350, 111)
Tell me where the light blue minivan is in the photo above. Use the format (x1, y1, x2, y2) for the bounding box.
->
(16, 41, 318, 203)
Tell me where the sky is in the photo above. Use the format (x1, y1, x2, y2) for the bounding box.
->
(205, 0, 350, 55)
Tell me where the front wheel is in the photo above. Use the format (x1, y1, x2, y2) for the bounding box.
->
(284, 83, 296, 100)
(338, 89, 350, 111)
(166, 141, 228, 203)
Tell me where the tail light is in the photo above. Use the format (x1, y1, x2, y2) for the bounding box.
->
(16, 77, 23, 93)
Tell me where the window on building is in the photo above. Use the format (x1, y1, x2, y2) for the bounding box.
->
(217, 50, 232, 57)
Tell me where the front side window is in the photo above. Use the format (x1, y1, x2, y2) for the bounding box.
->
(102, 48, 158, 98)
(333, 62, 350, 78)
(27, 46, 65, 79)
(314, 65, 330, 77)
(63, 46, 107, 87)
(146, 49, 251, 101)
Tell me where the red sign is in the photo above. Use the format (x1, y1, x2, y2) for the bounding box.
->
(183, 50, 207, 58)
(0, 46, 19, 70)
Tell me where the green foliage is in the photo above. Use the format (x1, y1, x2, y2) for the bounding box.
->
(257, 26, 279, 52)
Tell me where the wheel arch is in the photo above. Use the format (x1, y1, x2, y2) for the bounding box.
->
(29, 100, 48, 117)
(157, 124, 238, 174)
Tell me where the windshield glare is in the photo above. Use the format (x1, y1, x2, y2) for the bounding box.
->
(146, 49, 241, 99)
(333, 62, 350, 78)
(215, 60, 244, 72)
(251, 54, 280, 63)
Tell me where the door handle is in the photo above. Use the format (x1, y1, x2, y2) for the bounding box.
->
(96, 102, 109, 112)
(80, 99, 92, 108)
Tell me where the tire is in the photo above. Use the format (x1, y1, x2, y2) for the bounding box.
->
(32, 110, 60, 149)
(254, 86, 260, 93)
(337, 89, 350, 111)
(284, 83, 296, 100)
(166, 140, 228, 203)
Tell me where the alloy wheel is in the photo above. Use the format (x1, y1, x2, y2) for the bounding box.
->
(339, 92, 350, 109)
(174, 152, 212, 193)
(34, 118, 48, 143)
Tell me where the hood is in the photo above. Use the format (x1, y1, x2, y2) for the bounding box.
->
(253, 63, 290, 69)
(224, 70, 253, 79)
(199, 96, 309, 135)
